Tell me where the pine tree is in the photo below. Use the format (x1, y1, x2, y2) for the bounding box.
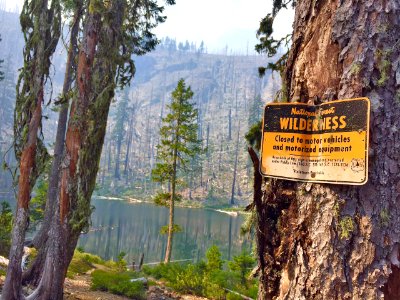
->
(113, 89, 129, 180)
(152, 79, 201, 263)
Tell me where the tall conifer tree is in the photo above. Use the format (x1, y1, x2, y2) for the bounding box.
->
(152, 79, 201, 263)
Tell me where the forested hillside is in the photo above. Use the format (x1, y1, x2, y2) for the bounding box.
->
(0, 9, 279, 206)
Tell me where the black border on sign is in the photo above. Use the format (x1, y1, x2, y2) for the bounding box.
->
(259, 97, 370, 185)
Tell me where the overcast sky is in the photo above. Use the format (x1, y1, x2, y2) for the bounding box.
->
(4, 0, 294, 53)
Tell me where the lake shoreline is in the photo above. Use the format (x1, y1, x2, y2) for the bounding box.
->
(80, 197, 251, 263)
(92, 194, 250, 216)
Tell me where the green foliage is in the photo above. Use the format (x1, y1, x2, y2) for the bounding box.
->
(91, 270, 146, 299)
(14, 0, 61, 167)
(226, 293, 243, 300)
(338, 216, 354, 240)
(0, 202, 13, 256)
(152, 79, 202, 260)
(377, 59, 391, 87)
(30, 177, 48, 230)
(245, 121, 262, 151)
(115, 0, 176, 87)
(67, 250, 105, 278)
(350, 62, 363, 75)
(153, 192, 182, 206)
(228, 251, 255, 286)
(206, 245, 224, 271)
(142, 246, 258, 299)
(152, 79, 201, 184)
(375, 49, 392, 87)
(160, 224, 183, 235)
(116, 251, 127, 271)
(380, 209, 390, 227)
(255, 1, 294, 76)
(240, 211, 256, 235)
(171, 264, 204, 294)
(142, 262, 187, 282)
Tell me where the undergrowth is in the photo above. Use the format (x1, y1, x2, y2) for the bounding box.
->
(91, 270, 146, 299)
(142, 246, 258, 299)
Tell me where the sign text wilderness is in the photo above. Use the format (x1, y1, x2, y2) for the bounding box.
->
(260, 98, 370, 185)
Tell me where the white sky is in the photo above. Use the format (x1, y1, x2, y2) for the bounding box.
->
(4, 0, 294, 53)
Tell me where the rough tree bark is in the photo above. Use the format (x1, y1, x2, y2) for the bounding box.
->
(2, 0, 60, 298)
(27, 7, 104, 299)
(3, 95, 42, 300)
(164, 123, 179, 263)
(256, 1, 400, 299)
(22, 2, 82, 285)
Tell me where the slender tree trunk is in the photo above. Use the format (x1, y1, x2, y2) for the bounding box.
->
(114, 137, 122, 180)
(165, 139, 178, 263)
(3, 103, 41, 300)
(228, 108, 232, 141)
(218, 137, 223, 171)
(230, 121, 240, 205)
(124, 111, 135, 177)
(206, 123, 210, 158)
(256, 1, 400, 299)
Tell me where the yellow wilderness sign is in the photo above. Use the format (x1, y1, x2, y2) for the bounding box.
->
(260, 98, 370, 185)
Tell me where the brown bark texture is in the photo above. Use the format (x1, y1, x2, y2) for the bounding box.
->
(29, 9, 103, 299)
(30, 1, 126, 298)
(22, 4, 82, 286)
(59, 11, 101, 222)
(2, 0, 60, 298)
(257, 0, 400, 299)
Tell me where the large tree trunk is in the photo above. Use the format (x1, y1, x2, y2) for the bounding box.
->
(31, 1, 128, 296)
(2, 0, 60, 298)
(23, 4, 82, 286)
(257, 1, 400, 299)
(28, 8, 103, 299)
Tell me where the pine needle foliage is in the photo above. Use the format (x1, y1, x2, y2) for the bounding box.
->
(152, 79, 201, 262)
(152, 78, 202, 197)
(255, 0, 295, 77)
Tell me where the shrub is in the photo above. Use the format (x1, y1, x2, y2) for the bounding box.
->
(0, 201, 13, 256)
(91, 270, 146, 299)
(67, 250, 104, 278)
(142, 262, 186, 282)
(116, 251, 127, 271)
(228, 251, 255, 286)
(171, 264, 204, 295)
(206, 245, 223, 271)
(226, 292, 243, 300)
(142, 247, 258, 299)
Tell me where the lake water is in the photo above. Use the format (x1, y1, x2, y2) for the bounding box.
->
(78, 198, 252, 265)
